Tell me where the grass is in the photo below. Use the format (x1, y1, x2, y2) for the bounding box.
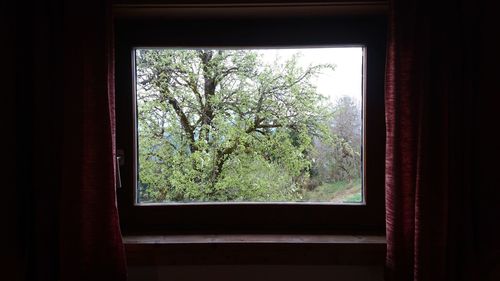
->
(302, 178, 362, 203)
(343, 192, 362, 203)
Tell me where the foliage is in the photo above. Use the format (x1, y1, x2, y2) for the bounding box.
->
(310, 96, 362, 183)
(136, 49, 335, 202)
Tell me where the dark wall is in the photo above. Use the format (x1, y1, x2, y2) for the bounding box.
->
(128, 265, 384, 281)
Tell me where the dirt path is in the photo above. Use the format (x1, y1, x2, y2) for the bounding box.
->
(329, 185, 361, 203)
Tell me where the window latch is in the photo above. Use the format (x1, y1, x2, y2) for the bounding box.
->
(116, 149, 125, 189)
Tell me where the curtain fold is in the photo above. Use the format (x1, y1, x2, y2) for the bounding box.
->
(385, 0, 498, 280)
(18, 0, 127, 280)
(59, 0, 127, 279)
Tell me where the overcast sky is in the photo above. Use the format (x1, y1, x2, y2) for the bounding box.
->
(257, 47, 364, 106)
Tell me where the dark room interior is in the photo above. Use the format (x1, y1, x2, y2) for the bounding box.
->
(8, 0, 500, 280)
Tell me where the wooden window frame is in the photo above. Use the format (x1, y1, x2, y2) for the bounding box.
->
(115, 14, 387, 235)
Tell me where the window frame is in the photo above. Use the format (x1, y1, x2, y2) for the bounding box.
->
(115, 15, 387, 235)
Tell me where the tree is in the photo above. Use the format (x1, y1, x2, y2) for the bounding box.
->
(135, 49, 334, 202)
(311, 96, 362, 183)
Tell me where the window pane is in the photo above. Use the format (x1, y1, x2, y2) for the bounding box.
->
(135, 47, 364, 204)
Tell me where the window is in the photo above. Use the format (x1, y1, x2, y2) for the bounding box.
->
(135, 47, 364, 204)
(116, 15, 386, 234)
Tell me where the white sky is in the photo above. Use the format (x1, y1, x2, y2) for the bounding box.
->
(257, 47, 364, 106)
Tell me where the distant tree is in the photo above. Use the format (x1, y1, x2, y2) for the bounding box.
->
(136, 49, 334, 202)
(331, 96, 362, 150)
(311, 96, 362, 182)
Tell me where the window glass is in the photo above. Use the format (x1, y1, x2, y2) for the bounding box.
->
(135, 47, 364, 204)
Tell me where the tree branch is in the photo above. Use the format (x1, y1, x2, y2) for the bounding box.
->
(164, 95, 196, 152)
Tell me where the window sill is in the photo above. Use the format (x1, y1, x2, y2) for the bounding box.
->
(124, 234, 386, 266)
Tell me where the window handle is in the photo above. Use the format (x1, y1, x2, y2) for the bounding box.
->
(116, 149, 125, 189)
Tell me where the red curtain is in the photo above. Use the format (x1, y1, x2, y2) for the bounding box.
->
(15, 0, 127, 280)
(385, 0, 499, 280)
(58, 0, 127, 280)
